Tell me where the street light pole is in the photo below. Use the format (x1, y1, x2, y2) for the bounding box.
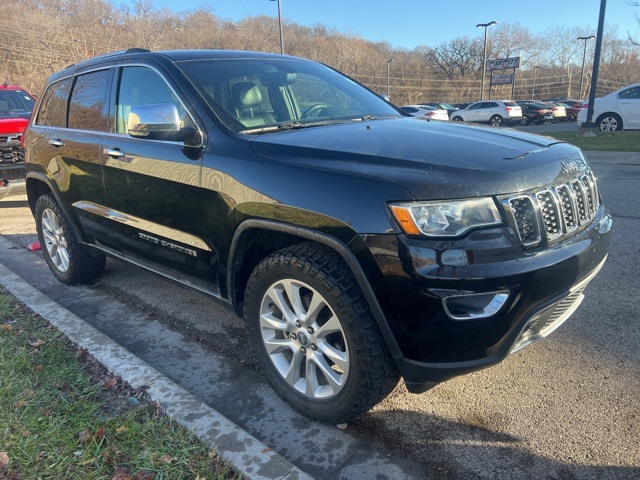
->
(387, 59, 393, 98)
(270, 0, 284, 54)
(532, 66, 540, 101)
(477, 21, 497, 101)
(578, 35, 596, 99)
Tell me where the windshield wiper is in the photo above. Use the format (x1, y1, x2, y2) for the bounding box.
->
(241, 119, 348, 135)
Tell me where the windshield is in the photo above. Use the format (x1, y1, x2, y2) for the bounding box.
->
(176, 58, 401, 133)
(0, 89, 35, 119)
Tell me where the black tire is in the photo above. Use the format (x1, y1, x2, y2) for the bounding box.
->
(566, 113, 576, 122)
(597, 113, 623, 132)
(451, 116, 463, 122)
(244, 242, 400, 423)
(35, 193, 106, 285)
(519, 116, 530, 126)
(490, 115, 504, 126)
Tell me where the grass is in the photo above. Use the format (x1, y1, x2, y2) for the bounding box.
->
(541, 130, 640, 152)
(0, 289, 241, 480)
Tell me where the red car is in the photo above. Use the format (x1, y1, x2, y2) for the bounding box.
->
(0, 83, 36, 198)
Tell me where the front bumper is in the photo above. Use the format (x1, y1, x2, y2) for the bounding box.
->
(364, 206, 612, 393)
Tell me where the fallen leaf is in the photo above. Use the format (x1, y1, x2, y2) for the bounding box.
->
(262, 447, 273, 453)
(81, 457, 97, 466)
(78, 430, 91, 444)
(13, 400, 27, 408)
(115, 426, 128, 435)
(34, 364, 43, 372)
(113, 465, 134, 480)
(28, 339, 45, 348)
(158, 454, 177, 464)
(0, 324, 13, 331)
(336, 423, 348, 430)
(136, 470, 156, 480)
(103, 377, 118, 388)
(0, 452, 9, 468)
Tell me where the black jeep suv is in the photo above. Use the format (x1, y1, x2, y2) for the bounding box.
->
(24, 49, 612, 423)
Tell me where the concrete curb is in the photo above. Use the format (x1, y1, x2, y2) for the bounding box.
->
(0, 262, 313, 480)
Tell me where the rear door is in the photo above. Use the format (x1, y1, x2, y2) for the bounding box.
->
(616, 86, 640, 129)
(100, 64, 217, 292)
(29, 69, 116, 247)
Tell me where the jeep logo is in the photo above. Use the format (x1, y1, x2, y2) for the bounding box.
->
(561, 161, 580, 174)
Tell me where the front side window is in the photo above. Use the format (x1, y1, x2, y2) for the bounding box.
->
(177, 58, 400, 133)
(35, 78, 72, 127)
(115, 66, 192, 136)
(68, 70, 109, 131)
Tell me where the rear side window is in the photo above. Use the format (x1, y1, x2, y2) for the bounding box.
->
(68, 70, 109, 131)
(36, 78, 72, 127)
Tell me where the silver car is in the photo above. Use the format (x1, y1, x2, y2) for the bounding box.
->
(450, 100, 522, 127)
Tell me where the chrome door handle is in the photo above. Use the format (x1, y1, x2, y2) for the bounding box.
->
(103, 148, 125, 158)
(48, 139, 64, 147)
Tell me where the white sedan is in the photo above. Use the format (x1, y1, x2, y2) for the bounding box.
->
(399, 105, 449, 121)
(577, 83, 640, 131)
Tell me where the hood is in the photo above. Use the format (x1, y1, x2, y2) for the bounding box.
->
(247, 117, 587, 200)
(0, 116, 29, 135)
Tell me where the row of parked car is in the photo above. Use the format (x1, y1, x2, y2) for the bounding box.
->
(399, 99, 586, 127)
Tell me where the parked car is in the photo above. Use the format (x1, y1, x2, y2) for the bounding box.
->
(24, 49, 611, 424)
(399, 104, 449, 121)
(541, 101, 567, 123)
(0, 83, 36, 198)
(450, 100, 522, 126)
(419, 102, 458, 118)
(553, 100, 586, 122)
(515, 101, 554, 126)
(577, 83, 640, 131)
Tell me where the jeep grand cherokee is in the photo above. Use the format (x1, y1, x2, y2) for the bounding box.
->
(24, 49, 612, 423)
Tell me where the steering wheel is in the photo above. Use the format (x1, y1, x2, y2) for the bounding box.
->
(301, 103, 329, 119)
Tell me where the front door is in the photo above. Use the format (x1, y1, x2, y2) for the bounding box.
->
(101, 65, 217, 293)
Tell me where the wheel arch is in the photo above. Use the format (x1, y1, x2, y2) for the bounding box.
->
(26, 173, 91, 247)
(228, 219, 404, 359)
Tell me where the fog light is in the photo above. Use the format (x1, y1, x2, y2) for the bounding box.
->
(443, 291, 509, 320)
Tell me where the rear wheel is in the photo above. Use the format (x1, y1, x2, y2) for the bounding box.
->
(490, 115, 504, 126)
(452, 116, 463, 122)
(244, 242, 399, 423)
(597, 113, 622, 131)
(566, 113, 576, 122)
(35, 193, 105, 285)
(519, 116, 530, 126)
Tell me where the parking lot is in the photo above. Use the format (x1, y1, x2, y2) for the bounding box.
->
(0, 124, 638, 478)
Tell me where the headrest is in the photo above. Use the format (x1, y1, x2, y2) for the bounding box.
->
(232, 82, 262, 108)
(261, 71, 297, 87)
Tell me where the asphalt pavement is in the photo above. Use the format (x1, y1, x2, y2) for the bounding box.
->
(1, 149, 639, 479)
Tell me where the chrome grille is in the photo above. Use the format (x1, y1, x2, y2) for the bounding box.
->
(501, 169, 600, 247)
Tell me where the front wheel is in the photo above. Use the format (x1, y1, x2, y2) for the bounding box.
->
(35, 193, 105, 285)
(244, 242, 399, 423)
(451, 116, 463, 122)
(519, 116, 530, 126)
(490, 115, 504, 126)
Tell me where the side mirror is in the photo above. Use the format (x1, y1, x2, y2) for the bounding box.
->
(127, 103, 181, 139)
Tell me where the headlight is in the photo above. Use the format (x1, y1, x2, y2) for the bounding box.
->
(389, 198, 502, 237)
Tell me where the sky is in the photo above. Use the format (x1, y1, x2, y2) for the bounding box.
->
(123, 0, 640, 50)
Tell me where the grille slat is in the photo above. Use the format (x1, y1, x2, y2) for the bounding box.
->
(501, 170, 600, 247)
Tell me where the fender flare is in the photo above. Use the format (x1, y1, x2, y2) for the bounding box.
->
(228, 218, 403, 360)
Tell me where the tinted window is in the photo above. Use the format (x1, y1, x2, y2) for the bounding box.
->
(469, 103, 482, 110)
(619, 87, 640, 99)
(485, 102, 499, 108)
(401, 107, 417, 113)
(68, 70, 109, 131)
(35, 78, 72, 127)
(116, 66, 191, 135)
